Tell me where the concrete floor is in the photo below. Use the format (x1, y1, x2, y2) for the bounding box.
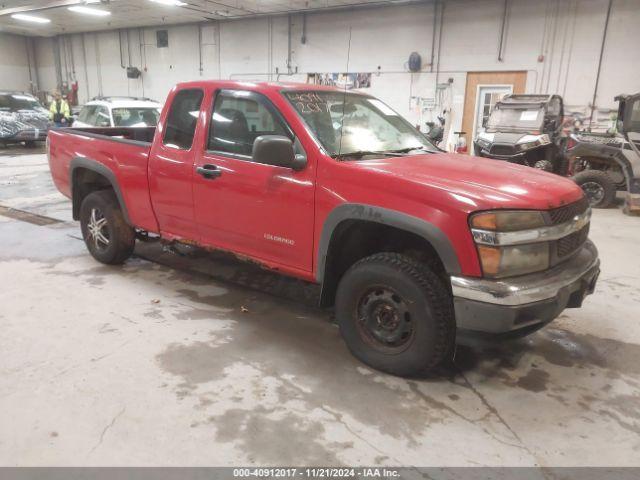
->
(1, 148, 639, 467)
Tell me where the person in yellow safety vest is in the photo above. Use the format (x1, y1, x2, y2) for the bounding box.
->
(49, 91, 71, 127)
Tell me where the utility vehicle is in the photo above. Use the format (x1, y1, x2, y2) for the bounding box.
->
(566, 93, 640, 211)
(474, 94, 565, 173)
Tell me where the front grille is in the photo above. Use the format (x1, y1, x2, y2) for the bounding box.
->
(548, 197, 589, 225)
(490, 144, 515, 156)
(556, 225, 589, 258)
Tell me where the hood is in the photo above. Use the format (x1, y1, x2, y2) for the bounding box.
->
(493, 131, 529, 143)
(479, 131, 545, 144)
(346, 152, 584, 212)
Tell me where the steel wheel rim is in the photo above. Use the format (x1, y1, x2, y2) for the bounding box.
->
(356, 286, 414, 352)
(87, 207, 110, 252)
(581, 181, 605, 205)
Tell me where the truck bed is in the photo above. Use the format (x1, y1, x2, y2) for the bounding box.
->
(65, 126, 156, 145)
(47, 126, 159, 232)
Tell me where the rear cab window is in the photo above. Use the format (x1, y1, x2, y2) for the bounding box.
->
(163, 89, 204, 150)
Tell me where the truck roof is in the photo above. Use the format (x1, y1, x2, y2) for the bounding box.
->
(172, 80, 368, 94)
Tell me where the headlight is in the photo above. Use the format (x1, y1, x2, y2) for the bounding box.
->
(516, 141, 538, 152)
(477, 243, 549, 278)
(470, 210, 549, 278)
(470, 210, 545, 232)
(515, 134, 550, 152)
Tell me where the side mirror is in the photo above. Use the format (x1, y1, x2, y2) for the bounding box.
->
(252, 135, 307, 171)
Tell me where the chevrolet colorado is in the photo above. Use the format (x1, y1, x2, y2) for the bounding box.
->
(47, 81, 600, 376)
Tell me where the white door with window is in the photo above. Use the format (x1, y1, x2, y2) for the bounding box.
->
(472, 85, 513, 141)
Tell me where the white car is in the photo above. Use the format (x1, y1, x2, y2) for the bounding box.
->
(73, 97, 162, 128)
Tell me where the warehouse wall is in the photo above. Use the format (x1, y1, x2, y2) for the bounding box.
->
(24, 0, 640, 139)
(0, 33, 37, 93)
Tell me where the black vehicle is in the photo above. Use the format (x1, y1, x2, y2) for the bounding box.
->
(473, 94, 565, 172)
(566, 93, 640, 212)
(0, 91, 51, 147)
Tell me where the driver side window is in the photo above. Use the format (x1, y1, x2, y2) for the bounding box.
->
(208, 90, 288, 157)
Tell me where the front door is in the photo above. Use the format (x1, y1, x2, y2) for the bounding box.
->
(461, 71, 527, 152)
(473, 85, 512, 140)
(192, 89, 316, 274)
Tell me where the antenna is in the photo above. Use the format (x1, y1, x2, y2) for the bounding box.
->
(337, 27, 352, 157)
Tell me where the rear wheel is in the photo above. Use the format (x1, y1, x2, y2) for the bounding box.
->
(573, 170, 616, 208)
(80, 190, 135, 264)
(335, 252, 455, 376)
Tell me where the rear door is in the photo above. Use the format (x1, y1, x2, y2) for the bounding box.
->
(192, 89, 316, 273)
(148, 88, 205, 240)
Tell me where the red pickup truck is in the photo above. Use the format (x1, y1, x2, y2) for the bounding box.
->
(47, 81, 600, 376)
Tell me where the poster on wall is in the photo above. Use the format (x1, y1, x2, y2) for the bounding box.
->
(307, 73, 372, 89)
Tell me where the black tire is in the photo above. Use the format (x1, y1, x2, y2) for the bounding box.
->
(573, 170, 616, 208)
(80, 190, 135, 264)
(335, 252, 455, 377)
(24, 141, 37, 148)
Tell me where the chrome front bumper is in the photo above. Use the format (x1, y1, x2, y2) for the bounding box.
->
(451, 240, 600, 339)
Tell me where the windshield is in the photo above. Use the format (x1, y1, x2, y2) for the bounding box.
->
(486, 106, 543, 131)
(284, 91, 436, 158)
(0, 94, 44, 112)
(112, 107, 160, 127)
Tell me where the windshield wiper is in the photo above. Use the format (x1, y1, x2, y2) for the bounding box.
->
(384, 146, 433, 154)
(331, 150, 407, 160)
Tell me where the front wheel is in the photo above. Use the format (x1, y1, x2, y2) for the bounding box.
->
(80, 190, 135, 264)
(335, 253, 455, 377)
(573, 170, 616, 208)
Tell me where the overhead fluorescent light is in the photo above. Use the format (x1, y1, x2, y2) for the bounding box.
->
(11, 13, 51, 24)
(149, 0, 187, 6)
(68, 5, 111, 16)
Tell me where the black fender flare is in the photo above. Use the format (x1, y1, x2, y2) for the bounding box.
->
(316, 203, 462, 285)
(69, 157, 131, 224)
(569, 143, 640, 194)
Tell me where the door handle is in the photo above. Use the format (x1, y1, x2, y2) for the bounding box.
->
(196, 164, 222, 180)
